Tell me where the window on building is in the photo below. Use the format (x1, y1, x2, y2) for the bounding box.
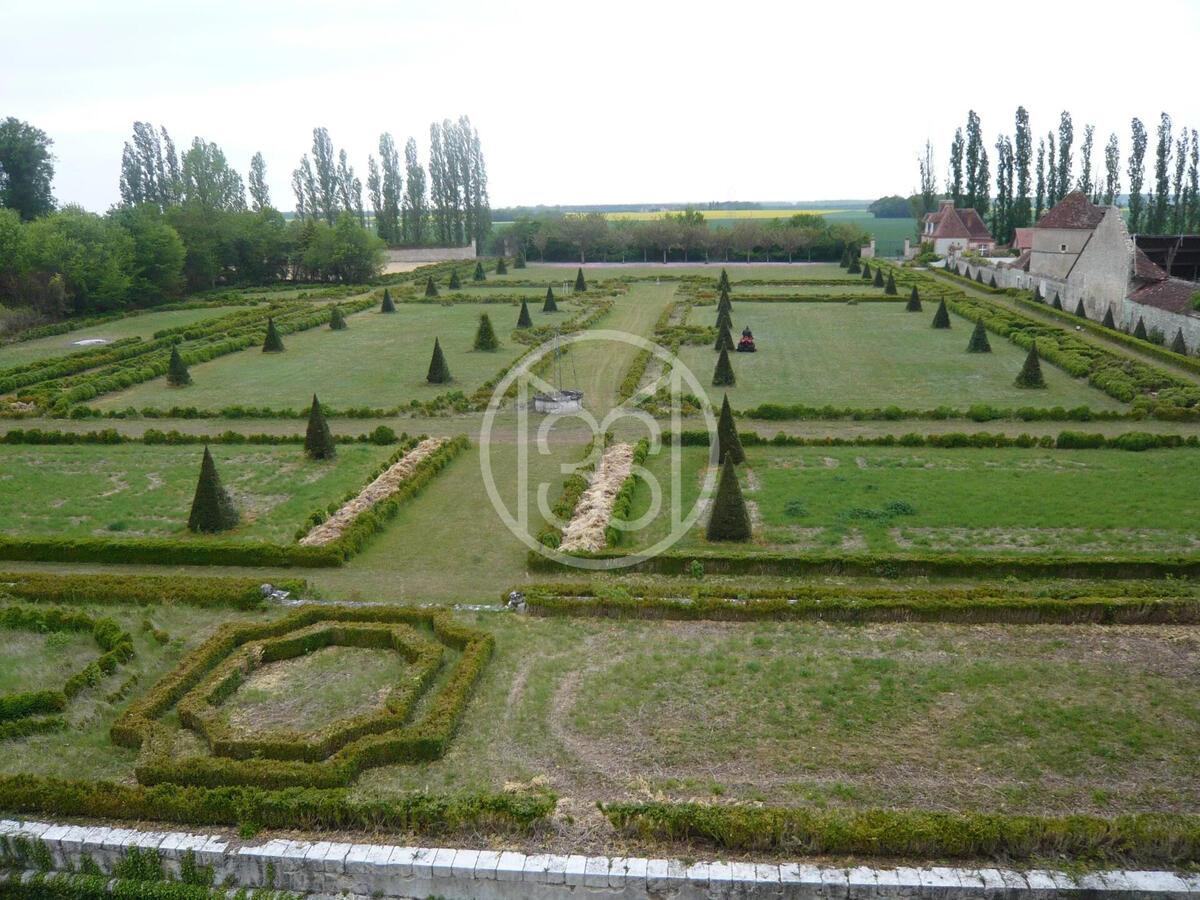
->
(1060, 243, 1068, 252)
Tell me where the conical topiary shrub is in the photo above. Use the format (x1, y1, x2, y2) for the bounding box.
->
(543, 285, 558, 312)
(1134, 317, 1148, 340)
(839, 249, 850, 268)
(861, 262, 871, 280)
(473, 313, 499, 351)
(1051, 293, 1062, 310)
(473, 261, 486, 282)
(516, 300, 533, 328)
(906, 286, 922, 312)
(884, 272, 897, 295)
(966, 318, 991, 353)
(427, 337, 451, 383)
(1033, 285, 1043, 302)
(716, 394, 744, 465)
(716, 306, 733, 333)
(496, 257, 507, 275)
(449, 270, 462, 290)
(381, 289, 396, 312)
(931, 299, 951, 328)
(974, 269, 984, 284)
(712, 347, 735, 387)
(304, 394, 336, 460)
(717, 287, 731, 314)
(262, 317, 285, 352)
(514, 253, 526, 269)
(989, 272, 998, 288)
(1102, 307, 1115, 329)
(329, 306, 348, 330)
(718, 268, 731, 291)
(187, 446, 238, 533)
(575, 267, 587, 292)
(1015, 341, 1046, 388)
(715, 323, 735, 352)
(425, 277, 438, 298)
(848, 255, 861, 274)
(873, 267, 884, 288)
(1074, 298, 1086, 318)
(166, 345, 191, 386)
(1172, 329, 1188, 354)
(706, 453, 751, 542)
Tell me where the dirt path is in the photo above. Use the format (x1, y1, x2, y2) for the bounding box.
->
(930, 269, 1200, 387)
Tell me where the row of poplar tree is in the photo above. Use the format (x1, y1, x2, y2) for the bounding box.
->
(917, 108, 1200, 244)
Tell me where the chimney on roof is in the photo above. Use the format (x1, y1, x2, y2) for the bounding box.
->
(938, 200, 954, 211)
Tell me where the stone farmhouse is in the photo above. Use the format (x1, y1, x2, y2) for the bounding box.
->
(952, 191, 1200, 352)
(920, 200, 996, 255)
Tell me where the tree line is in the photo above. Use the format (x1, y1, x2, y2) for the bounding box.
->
(492, 210, 871, 264)
(919, 108, 1199, 244)
(0, 115, 491, 326)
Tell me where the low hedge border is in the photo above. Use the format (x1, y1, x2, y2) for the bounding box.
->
(527, 548, 1200, 580)
(518, 585, 1200, 625)
(535, 438, 597, 549)
(0, 428, 403, 447)
(0, 436, 468, 569)
(667, 428, 1200, 451)
(113, 605, 493, 789)
(0, 606, 134, 728)
(737, 401, 1139, 423)
(0, 573, 301, 610)
(178, 623, 443, 763)
(0, 774, 555, 834)
(599, 801, 1200, 865)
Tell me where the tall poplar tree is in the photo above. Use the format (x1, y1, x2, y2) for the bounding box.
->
(917, 140, 937, 219)
(1035, 138, 1046, 220)
(1077, 124, 1095, 199)
(964, 111, 984, 213)
(1150, 112, 1173, 233)
(402, 137, 428, 244)
(248, 152, 270, 211)
(1056, 111, 1074, 200)
(1172, 127, 1188, 233)
(379, 132, 402, 244)
(1046, 131, 1059, 207)
(1103, 133, 1121, 205)
(948, 129, 964, 208)
(1128, 117, 1148, 233)
(1013, 106, 1032, 228)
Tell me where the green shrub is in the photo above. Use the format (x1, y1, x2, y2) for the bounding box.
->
(473, 313, 499, 351)
(1172, 329, 1187, 355)
(906, 286, 921, 311)
(495, 257, 507, 275)
(328, 305, 348, 330)
(861, 262, 870, 280)
(516, 300, 532, 329)
(1014, 341, 1046, 388)
(165, 346, 191, 387)
(873, 267, 884, 288)
(424, 277, 438, 298)
(1051, 292, 1062, 310)
(574, 267, 587, 292)
(931, 298, 951, 328)
(966, 318, 991, 353)
(186, 447, 239, 533)
(716, 394, 744, 465)
(261, 318, 285, 353)
(717, 268, 730, 291)
(705, 454, 751, 542)
(473, 261, 485, 282)
(1134, 317, 1148, 340)
(1101, 307, 1115, 329)
(543, 285, 558, 312)
(1075, 298, 1087, 318)
(848, 255, 861, 274)
(884, 272, 897, 295)
(303, 395, 336, 460)
(712, 348, 735, 387)
(426, 337, 451, 383)
(448, 270, 461, 290)
(714, 323, 734, 352)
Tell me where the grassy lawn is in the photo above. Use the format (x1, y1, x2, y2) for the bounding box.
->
(0, 628, 99, 694)
(0, 443, 394, 542)
(508, 263, 850, 281)
(676, 302, 1128, 411)
(629, 445, 1200, 555)
(89, 302, 543, 412)
(357, 614, 1200, 817)
(0, 307, 242, 372)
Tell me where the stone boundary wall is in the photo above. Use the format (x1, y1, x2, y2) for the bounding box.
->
(3, 819, 1198, 899)
(385, 242, 476, 265)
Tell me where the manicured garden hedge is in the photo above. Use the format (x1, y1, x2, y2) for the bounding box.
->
(0, 573, 303, 610)
(0, 774, 555, 833)
(112, 605, 493, 789)
(599, 801, 1200, 865)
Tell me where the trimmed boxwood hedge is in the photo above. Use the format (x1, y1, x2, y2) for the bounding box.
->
(0, 774, 556, 833)
(0, 606, 133, 727)
(112, 605, 493, 789)
(599, 801, 1200, 865)
(0, 573, 294, 610)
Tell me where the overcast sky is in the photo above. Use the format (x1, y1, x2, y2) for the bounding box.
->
(4, 0, 1198, 214)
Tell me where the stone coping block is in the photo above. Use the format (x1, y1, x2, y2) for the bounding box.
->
(1, 819, 1198, 898)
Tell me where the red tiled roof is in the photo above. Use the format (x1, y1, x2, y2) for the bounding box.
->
(1128, 277, 1200, 316)
(1036, 191, 1107, 230)
(958, 208, 994, 241)
(1001, 249, 1032, 271)
(923, 203, 993, 242)
(1013, 228, 1033, 250)
(1133, 247, 1169, 283)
